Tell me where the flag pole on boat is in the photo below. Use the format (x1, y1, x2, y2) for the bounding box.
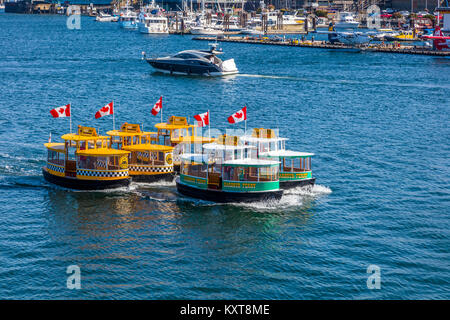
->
(244, 105, 247, 135)
(70, 102, 72, 133)
(113, 100, 116, 131)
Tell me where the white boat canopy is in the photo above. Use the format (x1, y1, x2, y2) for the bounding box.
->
(261, 150, 315, 158)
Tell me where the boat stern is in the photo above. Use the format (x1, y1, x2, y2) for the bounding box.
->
(220, 58, 238, 75)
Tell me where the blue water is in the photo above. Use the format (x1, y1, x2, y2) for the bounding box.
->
(0, 14, 449, 299)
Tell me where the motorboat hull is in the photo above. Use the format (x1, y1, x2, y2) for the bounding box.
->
(176, 178, 283, 203)
(190, 28, 224, 36)
(120, 20, 138, 29)
(146, 59, 238, 76)
(43, 168, 130, 190)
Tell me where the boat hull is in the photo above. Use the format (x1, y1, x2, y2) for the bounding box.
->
(280, 178, 316, 190)
(120, 21, 138, 29)
(146, 59, 238, 76)
(176, 178, 283, 203)
(43, 168, 130, 190)
(131, 172, 174, 183)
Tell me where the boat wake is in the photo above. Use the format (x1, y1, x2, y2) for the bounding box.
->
(237, 74, 297, 80)
(174, 184, 332, 212)
(133, 179, 177, 188)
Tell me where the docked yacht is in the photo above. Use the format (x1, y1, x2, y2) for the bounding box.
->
(138, 14, 169, 34)
(96, 12, 119, 22)
(334, 12, 359, 30)
(143, 43, 238, 76)
(190, 26, 224, 36)
(119, 3, 138, 29)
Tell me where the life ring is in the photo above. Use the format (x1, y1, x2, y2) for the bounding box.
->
(165, 153, 173, 165)
(119, 155, 128, 169)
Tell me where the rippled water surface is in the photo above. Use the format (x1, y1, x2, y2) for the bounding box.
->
(0, 14, 449, 299)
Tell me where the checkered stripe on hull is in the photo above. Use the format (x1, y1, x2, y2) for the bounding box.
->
(77, 169, 128, 178)
(47, 163, 64, 173)
(129, 165, 173, 173)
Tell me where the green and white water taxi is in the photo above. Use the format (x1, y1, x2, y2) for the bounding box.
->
(241, 128, 315, 189)
(176, 134, 283, 203)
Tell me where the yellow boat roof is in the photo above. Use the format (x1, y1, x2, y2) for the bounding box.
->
(61, 133, 110, 141)
(106, 130, 155, 137)
(44, 143, 65, 153)
(122, 144, 174, 152)
(107, 123, 157, 137)
(155, 115, 194, 130)
(61, 125, 109, 141)
(76, 148, 130, 156)
(155, 123, 195, 130)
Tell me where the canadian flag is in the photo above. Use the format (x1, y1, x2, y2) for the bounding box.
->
(193, 111, 209, 127)
(95, 101, 114, 119)
(227, 106, 247, 124)
(151, 96, 162, 116)
(50, 104, 71, 118)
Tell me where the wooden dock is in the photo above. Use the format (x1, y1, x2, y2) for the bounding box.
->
(193, 36, 450, 57)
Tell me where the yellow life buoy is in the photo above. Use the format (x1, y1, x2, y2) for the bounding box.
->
(119, 156, 128, 169)
(165, 153, 173, 165)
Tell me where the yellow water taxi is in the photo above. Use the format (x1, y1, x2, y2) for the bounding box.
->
(43, 125, 131, 190)
(107, 123, 174, 182)
(154, 116, 215, 172)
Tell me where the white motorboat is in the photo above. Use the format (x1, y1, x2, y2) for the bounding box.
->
(143, 43, 238, 76)
(96, 12, 119, 22)
(334, 12, 359, 30)
(240, 27, 263, 35)
(138, 14, 169, 34)
(119, 2, 138, 29)
(190, 26, 224, 36)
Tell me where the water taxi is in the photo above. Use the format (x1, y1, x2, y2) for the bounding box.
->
(107, 123, 174, 182)
(43, 126, 131, 190)
(176, 134, 283, 203)
(241, 128, 315, 189)
(155, 116, 215, 172)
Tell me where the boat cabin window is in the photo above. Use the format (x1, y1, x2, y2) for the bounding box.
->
(133, 151, 165, 166)
(77, 155, 122, 171)
(282, 157, 311, 172)
(223, 166, 278, 182)
(174, 53, 197, 59)
(47, 150, 65, 166)
(182, 162, 207, 178)
(171, 128, 187, 139)
(259, 142, 270, 154)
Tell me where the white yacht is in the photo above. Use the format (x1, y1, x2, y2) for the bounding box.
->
(190, 26, 224, 36)
(119, 2, 138, 29)
(138, 14, 169, 34)
(334, 12, 359, 30)
(96, 12, 119, 22)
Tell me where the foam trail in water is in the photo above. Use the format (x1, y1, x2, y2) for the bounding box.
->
(133, 179, 176, 188)
(237, 74, 297, 80)
(175, 184, 333, 212)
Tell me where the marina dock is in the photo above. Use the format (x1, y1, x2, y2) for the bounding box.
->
(193, 36, 450, 57)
